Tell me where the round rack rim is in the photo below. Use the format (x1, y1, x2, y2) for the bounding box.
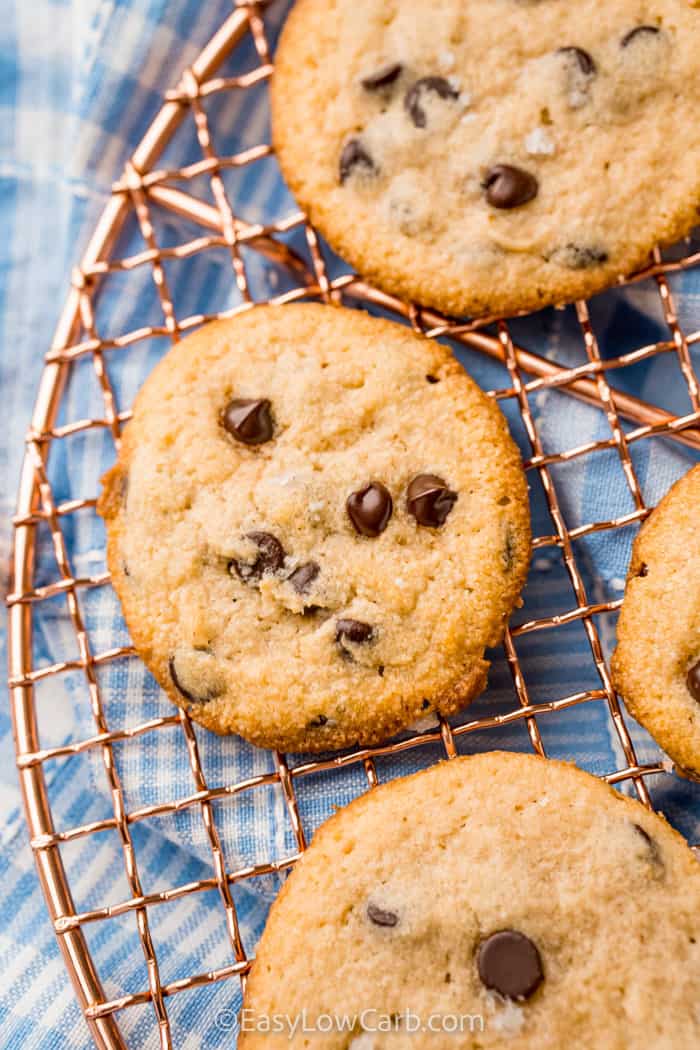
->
(8, 8, 259, 1049)
(6, 3, 700, 1048)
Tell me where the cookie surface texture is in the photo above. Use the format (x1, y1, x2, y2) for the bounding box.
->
(98, 304, 530, 751)
(240, 751, 700, 1048)
(612, 464, 700, 779)
(272, 0, 700, 318)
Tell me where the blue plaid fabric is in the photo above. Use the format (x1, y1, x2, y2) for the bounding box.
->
(1, 2, 699, 1047)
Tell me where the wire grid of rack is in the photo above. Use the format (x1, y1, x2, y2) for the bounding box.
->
(7, 2, 700, 1047)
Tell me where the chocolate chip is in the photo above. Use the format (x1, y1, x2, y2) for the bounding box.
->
(547, 243, 609, 269)
(335, 619, 374, 645)
(168, 655, 221, 705)
(404, 76, 459, 128)
(221, 398, 273, 445)
(340, 139, 376, 183)
(367, 901, 399, 927)
(503, 528, 517, 573)
(632, 823, 664, 869)
(636, 562, 649, 578)
(483, 165, 539, 209)
(557, 46, 596, 76)
(425, 374, 440, 384)
(406, 474, 457, 527)
(346, 482, 393, 537)
(477, 930, 544, 1001)
(307, 714, 328, 729)
(621, 25, 662, 48)
(230, 531, 285, 583)
(687, 659, 700, 703)
(288, 560, 320, 594)
(361, 62, 403, 90)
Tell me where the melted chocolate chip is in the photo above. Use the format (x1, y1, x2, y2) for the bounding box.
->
(307, 714, 328, 729)
(222, 398, 273, 445)
(346, 482, 393, 537)
(335, 619, 374, 645)
(230, 531, 285, 583)
(557, 46, 597, 76)
(687, 659, 700, 703)
(547, 243, 609, 270)
(168, 655, 220, 705)
(621, 25, 662, 48)
(425, 374, 440, 384)
(636, 562, 649, 578)
(477, 930, 544, 1001)
(503, 527, 517, 573)
(361, 62, 403, 91)
(288, 560, 320, 595)
(340, 139, 377, 183)
(406, 474, 457, 527)
(483, 165, 539, 209)
(367, 901, 399, 927)
(404, 76, 459, 128)
(632, 823, 664, 869)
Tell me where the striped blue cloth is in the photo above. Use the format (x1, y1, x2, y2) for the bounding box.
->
(1, 2, 699, 1047)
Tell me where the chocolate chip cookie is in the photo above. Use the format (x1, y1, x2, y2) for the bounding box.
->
(240, 751, 700, 1048)
(612, 465, 700, 779)
(272, 0, 700, 318)
(98, 304, 530, 751)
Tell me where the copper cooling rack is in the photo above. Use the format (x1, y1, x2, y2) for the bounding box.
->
(7, 3, 700, 1047)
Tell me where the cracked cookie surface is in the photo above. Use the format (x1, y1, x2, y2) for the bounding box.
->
(272, 0, 700, 318)
(98, 304, 530, 751)
(240, 752, 700, 1048)
(612, 464, 700, 779)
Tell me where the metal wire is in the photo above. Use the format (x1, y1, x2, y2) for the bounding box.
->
(7, 2, 700, 1047)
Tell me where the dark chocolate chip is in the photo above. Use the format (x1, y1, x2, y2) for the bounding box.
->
(340, 139, 377, 183)
(477, 930, 544, 1001)
(168, 656, 220, 705)
(404, 76, 459, 128)
(335, 618, 374, 645)
(230, 531, 285, 583)
(288, 560, 320, 595)
(346, 482, 393, 537)
(621, 25, 662, 47)
(557, 46, 597, 76)
(221, 398, 273, 445)
(307, 714, 328, 729)
(636, 562, 649, 578)
(425, 374, 440, 384)
(483, 165, 539, 209)
(687, 659, 700, 703)
(377, 665, 385, 677)
(361, 62, 403, 91)
(406, 474, 457, 527)
(367, 901, 399, 927)
(632, 823, 664, 869)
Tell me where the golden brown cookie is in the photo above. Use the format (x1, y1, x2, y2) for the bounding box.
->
(612, 465, 700, 779)
(272, 0, 700, 318)
(240, 751, 700, 1048)
(98, 304, 530, 751)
